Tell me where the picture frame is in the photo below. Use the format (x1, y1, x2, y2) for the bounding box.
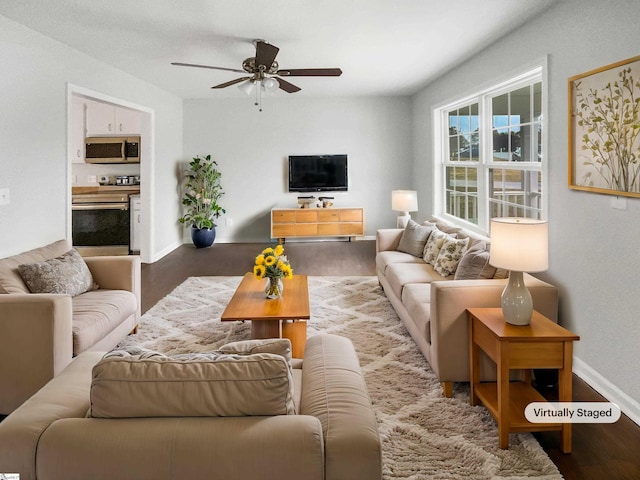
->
(568, 55, 640, 198)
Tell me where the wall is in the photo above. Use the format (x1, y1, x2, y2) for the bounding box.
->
(0, 14, 184, 261)
(183, 96, 412, 242)
(412, 0, 640, 421)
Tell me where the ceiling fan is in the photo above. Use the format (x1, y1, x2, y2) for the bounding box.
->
(172, 40, 342, 109)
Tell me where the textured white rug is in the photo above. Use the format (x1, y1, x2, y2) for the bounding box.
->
(118, 276, 562, 480)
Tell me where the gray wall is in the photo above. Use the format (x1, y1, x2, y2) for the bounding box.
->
(183, 96, 412, 242)
(411, 0, 640, 420)
(0, 14, 184, 261)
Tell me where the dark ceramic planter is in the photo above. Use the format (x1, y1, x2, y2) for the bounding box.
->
(191, 226, 216, 248)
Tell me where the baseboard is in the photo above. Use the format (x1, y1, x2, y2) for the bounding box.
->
(573, 356, 640, 426)
(182, 235, 376, 244)
(149, 241, 182, 263)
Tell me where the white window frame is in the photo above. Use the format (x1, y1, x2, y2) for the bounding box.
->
(432, 60, 548, 235)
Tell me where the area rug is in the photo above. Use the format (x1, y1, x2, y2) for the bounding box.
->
(117, 276, 562, 480)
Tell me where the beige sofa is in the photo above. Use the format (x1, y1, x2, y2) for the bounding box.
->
(376, 218, 559, 397)
(0, 334, 382, 480)
(0, 240, 140, 414)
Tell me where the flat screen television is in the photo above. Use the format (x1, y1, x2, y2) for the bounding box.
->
(288, 154, 348, 192)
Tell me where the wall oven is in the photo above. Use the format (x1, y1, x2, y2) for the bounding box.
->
(72, 193, 130, 256)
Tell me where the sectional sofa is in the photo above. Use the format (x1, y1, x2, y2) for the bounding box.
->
(376, 217, 559, 397)
(0, 334, 382, 480)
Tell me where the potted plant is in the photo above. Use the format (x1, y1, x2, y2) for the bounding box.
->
(178, 154, 225, 248)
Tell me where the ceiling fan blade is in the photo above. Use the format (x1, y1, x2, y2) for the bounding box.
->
(276, 68, 343, 77)
(276, 77, 301, 93)
(211, 77, 251, 89)
(171, 62, 245, 74)
(255, 41, 279, 70)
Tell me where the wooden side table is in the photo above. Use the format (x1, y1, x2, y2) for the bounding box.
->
(467, 307, 579, 453)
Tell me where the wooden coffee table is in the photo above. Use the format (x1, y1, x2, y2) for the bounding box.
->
(221, 273, 310, 358)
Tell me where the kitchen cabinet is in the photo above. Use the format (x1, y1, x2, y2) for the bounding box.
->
(86, 100, 141, 135)
(70, 100, 86, 164)
(130, 195, 142, 252)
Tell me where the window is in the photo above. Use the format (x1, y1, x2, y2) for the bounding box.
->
(435, 67, 545, 233)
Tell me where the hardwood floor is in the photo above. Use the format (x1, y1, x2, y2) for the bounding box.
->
(141, 240, 640, 480)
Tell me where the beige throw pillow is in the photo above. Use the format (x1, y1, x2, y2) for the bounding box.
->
(434, 236, 470, 276)
(396, 220, 435, 258)
(422, 229, 448, 265)
(91, 345, 296, 418)
(218, 338, 293, 369)
(18, 249, 96, 296)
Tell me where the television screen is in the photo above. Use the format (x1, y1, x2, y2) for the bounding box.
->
(288, 154, 348, 192)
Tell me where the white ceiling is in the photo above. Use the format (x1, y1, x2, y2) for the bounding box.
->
(0, 0, 559, 99)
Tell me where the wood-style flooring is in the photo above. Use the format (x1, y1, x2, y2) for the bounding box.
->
(141, 241, 640, 480)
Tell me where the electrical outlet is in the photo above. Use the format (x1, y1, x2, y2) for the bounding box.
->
(0, 188, 10, 206)
(225, 218, 233, 227)
(88, 175, 97, 183)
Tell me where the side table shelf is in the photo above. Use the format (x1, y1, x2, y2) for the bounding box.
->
(467, 307, 579, 453)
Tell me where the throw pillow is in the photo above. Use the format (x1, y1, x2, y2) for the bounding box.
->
(434, 236, 470, 277)
(454, 241, 497, 280)
(422, 229, 448, 265)
(18, 249, 97, 296)
(396, 220, 435, 258)
(90, 346, 295, 418)
(218, 338, 293, 369)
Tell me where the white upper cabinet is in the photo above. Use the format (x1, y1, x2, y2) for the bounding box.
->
(86, 100, 141, 135)
(70, 99, 86, 164)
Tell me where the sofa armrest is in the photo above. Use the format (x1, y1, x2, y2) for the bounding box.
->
(376, 228, 404, 253)
(0, 294, 74, 414)
(84, 255, 141, 317)
(0, 351, 102, 480)
(301, 334, 382, 480)
(429, 274, 559, 382)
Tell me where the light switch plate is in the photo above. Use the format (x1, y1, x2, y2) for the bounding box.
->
(0, 188, 9, 206)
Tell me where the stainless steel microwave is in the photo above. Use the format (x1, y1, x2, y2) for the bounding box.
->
(85, 136, 140, 164)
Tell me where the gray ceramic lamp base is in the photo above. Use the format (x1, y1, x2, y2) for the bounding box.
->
(501, 270, 533, 325)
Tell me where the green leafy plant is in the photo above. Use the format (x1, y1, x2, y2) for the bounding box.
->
(575, 66, 640, 192)
(178, 155, 225, 229)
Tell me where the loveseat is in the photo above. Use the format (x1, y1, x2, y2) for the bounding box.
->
(376, 218, 559, 397)
(0, 334, 382, 480)
(0, 239, 140, 414)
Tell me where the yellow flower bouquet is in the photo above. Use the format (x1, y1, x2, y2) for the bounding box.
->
(253, 245, 293, 298)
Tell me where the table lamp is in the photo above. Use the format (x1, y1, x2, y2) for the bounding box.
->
(392, 190, 418, 228)
(489, 217, 548, 325)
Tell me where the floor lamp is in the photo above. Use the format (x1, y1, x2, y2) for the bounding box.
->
(489, 217, 549, 325)
(392, 190, 418, 228)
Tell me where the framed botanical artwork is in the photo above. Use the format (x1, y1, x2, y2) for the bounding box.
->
(568, 55, 640, 197)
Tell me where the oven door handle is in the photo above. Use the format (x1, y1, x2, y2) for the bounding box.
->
(72, 203, 129, 211)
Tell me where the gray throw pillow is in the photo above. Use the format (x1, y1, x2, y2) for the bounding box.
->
(454, 241, 497, 280)
(18, 249, 96, 296)
(397, 220, 435, 258)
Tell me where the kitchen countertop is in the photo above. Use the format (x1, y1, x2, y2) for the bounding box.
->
(72, 185, 140, 195)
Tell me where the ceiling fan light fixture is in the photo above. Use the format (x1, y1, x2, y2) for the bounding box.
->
(237, 80, 255, 96)
(263, 77, 279, 92)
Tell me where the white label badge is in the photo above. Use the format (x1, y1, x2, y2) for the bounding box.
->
(525, 402, 621, 423)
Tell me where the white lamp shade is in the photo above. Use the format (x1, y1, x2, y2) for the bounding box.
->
(489, 217, 548, 272)
(237, 80, 255, 96)
(263, 77, 279, 92)
(392, 190, 418, 213)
